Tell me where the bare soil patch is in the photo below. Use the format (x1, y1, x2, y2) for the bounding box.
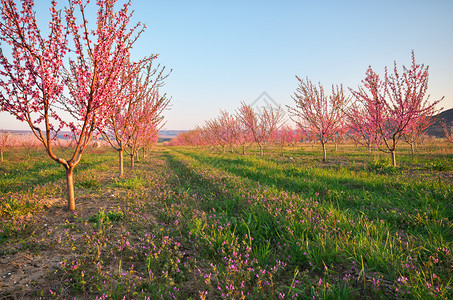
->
(0, 190, 127, 299)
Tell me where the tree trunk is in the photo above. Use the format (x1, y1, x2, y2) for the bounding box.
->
(130, 153, 135, 168)
(281, 147, 284, 157)
(242, 145, 245, 155)
(335, 142, 338, 151)
(410, 143, 415, 155)
(118, 149, 124, 178)
(259, 145, 263, 156)
(0, 149, 3, 162)
(322, 143, 327, 162)
(222, 145, 225, 153)
(391, 150, 397, 167)
(66, 167, 75, 211)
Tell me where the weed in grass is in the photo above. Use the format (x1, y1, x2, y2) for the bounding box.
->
(88, 207, 124, 226)
(369, 159, 398, 174)
(112, 177, 145, 189)
(78, 177, 100, 189)
(427, 160, 452, 171)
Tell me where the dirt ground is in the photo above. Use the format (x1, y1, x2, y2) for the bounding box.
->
(0, 193, 125, 299)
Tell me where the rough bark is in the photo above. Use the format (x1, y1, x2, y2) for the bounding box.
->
(410, 143, 416, 155)
(322, 142, 327, 162)
(66, 167, 75, 211)
(118, 149, 124, 178)
(391, 150, 397, 167)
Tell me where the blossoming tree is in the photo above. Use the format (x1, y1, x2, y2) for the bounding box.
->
(0, 130, 10, 162)
(125, 88, 169, 168)
(0, 0, 146, 210)
(288, 77, 349, 162)
(443, 121, 453, 144)
(205, 116, 229, 153)
(402, 114, 435, 154)
(349, 52, 442, 167)
(102, 60, 169, 176)
(272, 125, 294, 156)
(205, 110, 239, 153)
(236, 102, 283, 156)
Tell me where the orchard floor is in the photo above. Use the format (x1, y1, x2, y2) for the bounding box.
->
(0, 144, 452, 299)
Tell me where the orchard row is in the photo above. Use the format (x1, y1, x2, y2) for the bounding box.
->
(170, 52, 452, 167)
(0, 0, 169, 210)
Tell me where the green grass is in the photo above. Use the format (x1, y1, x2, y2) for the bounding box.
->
(163, 146, 452, 298)
(0, 144, 452, 299)
(112, 176, 146, 189)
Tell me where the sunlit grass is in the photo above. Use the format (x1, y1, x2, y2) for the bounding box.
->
(0, 144, 452, 299)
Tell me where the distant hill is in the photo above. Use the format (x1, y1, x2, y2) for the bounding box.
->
(0, 129, 188, 141)
(426, 107, 453, 137)
(158, 130, 186, 138)
(158, 130, 187, 142)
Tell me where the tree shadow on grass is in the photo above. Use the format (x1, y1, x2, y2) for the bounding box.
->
(175, 149, 453, 236)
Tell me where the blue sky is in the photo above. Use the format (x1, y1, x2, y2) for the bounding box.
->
(1, 0, 452, 130)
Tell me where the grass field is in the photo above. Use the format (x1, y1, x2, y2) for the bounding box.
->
(0, 144, 452, 299)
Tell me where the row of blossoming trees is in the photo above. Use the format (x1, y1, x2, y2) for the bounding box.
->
(0, 0, 169, 210)
(170, 52, 449, 167)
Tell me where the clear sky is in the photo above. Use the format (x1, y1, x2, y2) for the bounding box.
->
(1, 0, 452, 130)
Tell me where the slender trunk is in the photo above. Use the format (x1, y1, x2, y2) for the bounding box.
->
(0, 149, 3, 162)
(410, 143, 415, 155)
(368, 146, 372, 153)
(281, 146, 284, 157)
(259, 145, 263, 156)
(136, 149, 140, 161)
(242, 145, 245, 155)
(130, 153, 135, 168)
(143, 147, 146, 158)
(335, 142, 338, 151)
(118, 149, 124, 178)
(222, 145, 225, 153)
(391, 150, 397, 167)
(322, 142, 327, 162)
(66, 167, 75, 211)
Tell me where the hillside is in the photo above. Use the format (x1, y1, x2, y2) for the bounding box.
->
(0, 129, 187, 141)
(427, 107, 453, 137)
